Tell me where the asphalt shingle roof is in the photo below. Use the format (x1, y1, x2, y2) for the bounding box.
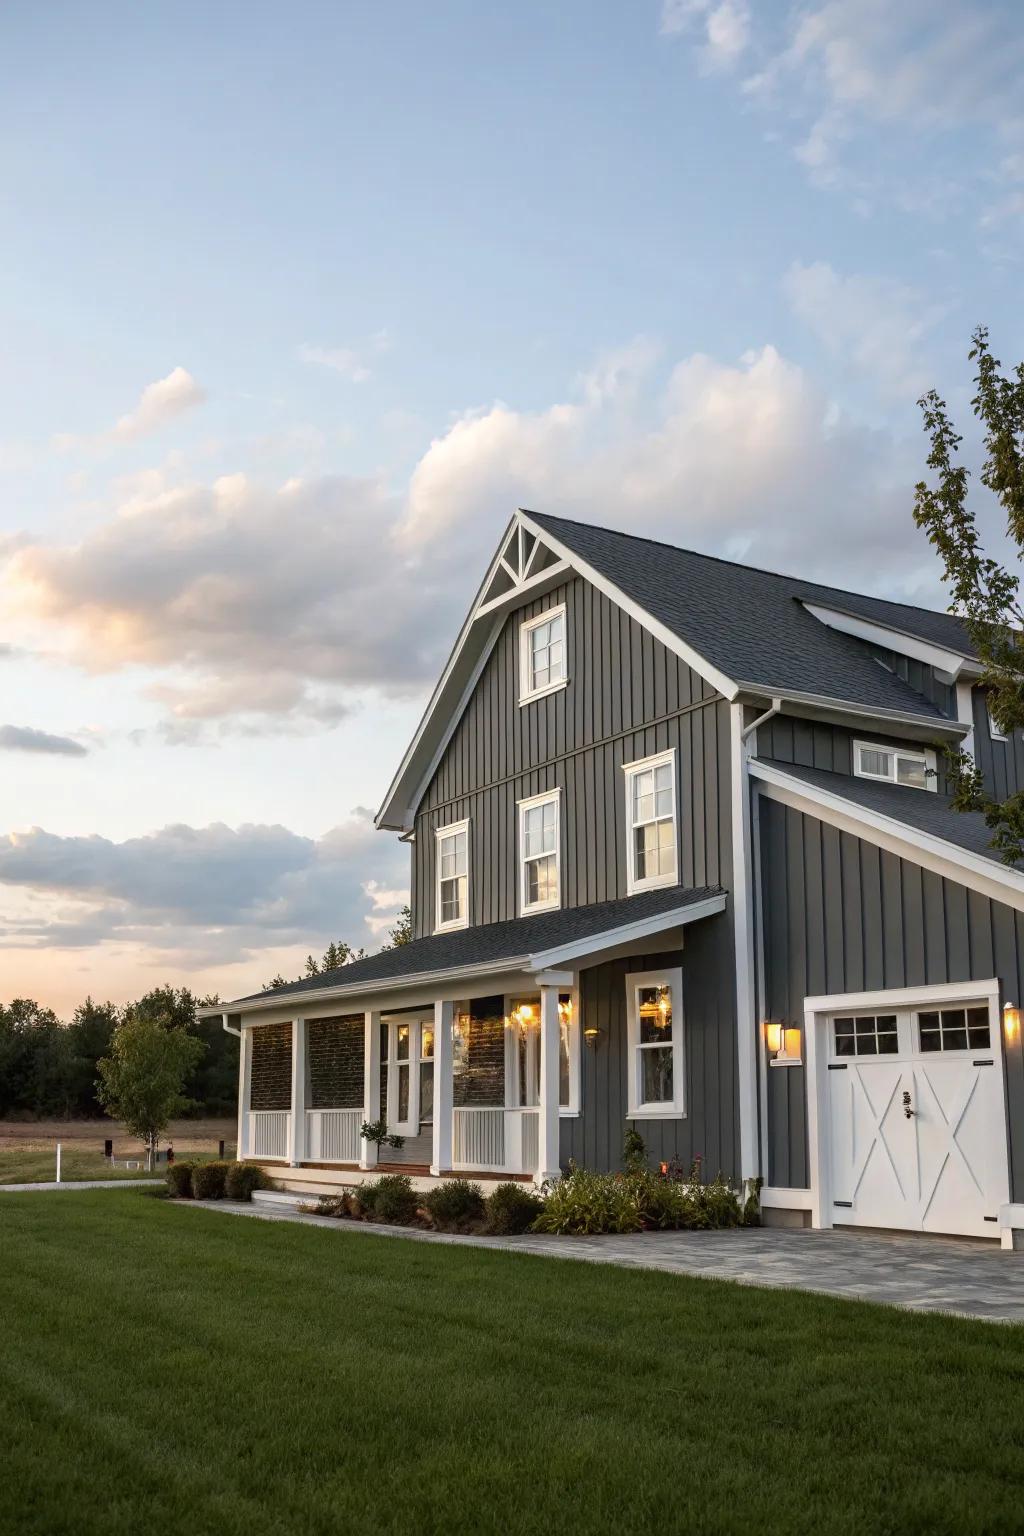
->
(234, 884, 724, 1005)
(761, 759, 1008, 867)
(529, 511, 971, 724)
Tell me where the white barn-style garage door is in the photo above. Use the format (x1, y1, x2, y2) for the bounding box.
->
(806, 982, 1011, 1239)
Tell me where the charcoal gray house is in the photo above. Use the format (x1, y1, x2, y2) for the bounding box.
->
(210, 509, 1024, 1246)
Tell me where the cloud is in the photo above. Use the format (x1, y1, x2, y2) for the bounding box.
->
(0, 725, 87, 757)
(0, 812, 409, 966)
(660, 0, 750, 71)
(784, 261, 946, 399)
(298, 331, 390, 383)
(54, 367, 206, 453)
(3, 337, 941, 732)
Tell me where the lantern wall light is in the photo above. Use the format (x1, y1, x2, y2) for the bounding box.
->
(1004, 1002, 1020, 1043)
(764, 1019, 801, 1066)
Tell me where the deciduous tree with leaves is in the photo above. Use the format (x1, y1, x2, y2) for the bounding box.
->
(914, 328, 1024, 862)
(96, 1013, 206, 1168)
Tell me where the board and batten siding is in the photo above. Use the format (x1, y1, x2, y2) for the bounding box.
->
(756, 713, 952, 795)
(412, 574, 732, 936)
(561, 920, 740, 1179)
(758, 795, 1024, 1200)
(971, 687, 1024, 803)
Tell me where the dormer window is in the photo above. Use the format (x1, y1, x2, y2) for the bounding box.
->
(853, 740, 936, 792)
(988, 701, 1008, 742)
(519, 604, 567, 703)
(435, 820, 469, 931)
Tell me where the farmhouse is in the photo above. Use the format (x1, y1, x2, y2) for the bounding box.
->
(207, 509, 1024, 1245)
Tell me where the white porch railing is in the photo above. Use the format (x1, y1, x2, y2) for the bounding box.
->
(306, 1108, 362, 1163)
(452, 1108, 540, 1174)
(520, 1110, 539, 1174)
(248, 1110, 290, 1160)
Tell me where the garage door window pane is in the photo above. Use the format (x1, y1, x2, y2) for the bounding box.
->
(834, 1014, 897, 1056)
(917, 1005, 988, 1052)
(967, 1006, 990, 1048)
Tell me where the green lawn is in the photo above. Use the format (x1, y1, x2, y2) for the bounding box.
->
(2, 1192, 1022, 1536)
(0, 1146, 233, 1185)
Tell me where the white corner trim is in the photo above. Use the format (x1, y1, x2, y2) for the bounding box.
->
(751, 759, 1024, 914)
(731, 703, 759, 1181)
(518, 512, 739, 702)
(800, 601, 978, 682)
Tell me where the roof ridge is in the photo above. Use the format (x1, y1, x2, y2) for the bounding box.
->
(524, 507, 962, 630)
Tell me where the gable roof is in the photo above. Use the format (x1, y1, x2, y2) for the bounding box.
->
(377, 507, 970, 830)
(221, 884, 725, 1013)
(527, 511, 970, 723)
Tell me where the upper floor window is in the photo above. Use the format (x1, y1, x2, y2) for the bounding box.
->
(519, 604, 567, 704)
(853, 739, 936, 793)
(435, 820, 469, 932)
(626, 967, 684, 1118)
(518, 789, 560, 913)
(623, 749, 678, 894)
(988, 700, 1008, 742)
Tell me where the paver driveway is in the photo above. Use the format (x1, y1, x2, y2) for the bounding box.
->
(195, 1200, 1024, 1323)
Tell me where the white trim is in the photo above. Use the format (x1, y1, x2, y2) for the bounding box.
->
(519, 602, 568, 704)
(956, 680, 976, 760)
(434, 818, 470, 933)
(800, 601, 978, 682)
(518, 512, 739, 702)
(625, 966, 685, 1119)
(988, 699, 1008, 742)
(731, 704, 759, 1179)
(760, 1185, 813, 1211)
(622, 748, 679, 895)
(476, 560, 571, 619)
(802, 978, 1006, 1232)
(751, 758, 1024, 914)
(853, 737, 937, 793)
(518, 787, 561, 914)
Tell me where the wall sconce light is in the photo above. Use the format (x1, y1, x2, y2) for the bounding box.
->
(764, 1020, 801, 1066)
(584, 1023, 601, 1049)
(1004, 1002, 1020, 1043)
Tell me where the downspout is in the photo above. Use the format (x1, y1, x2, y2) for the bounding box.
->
(742, 697, 784, 743)
(221, 1013, 241, 1038)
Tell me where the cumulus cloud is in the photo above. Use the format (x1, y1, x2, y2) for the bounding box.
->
(2, 338, 940, 732)
(54, 367, 206, 453)
(0, 725, 87, 757)
(0, 812, 409, 964)
(784, 261, 946, 399)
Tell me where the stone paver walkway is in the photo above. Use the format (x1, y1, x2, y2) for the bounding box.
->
(189, 1199, 1024, 1323)
(0, 1178, 161, 1192)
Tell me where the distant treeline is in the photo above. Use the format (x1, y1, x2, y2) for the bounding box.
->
(0, 987, 237, 1120)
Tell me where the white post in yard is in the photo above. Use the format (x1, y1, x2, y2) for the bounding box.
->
(431, 999, 454, 1176)
(236, 1023, 252, 1160)
(289, 1017, 307, 1166)
(536, 985, 561, 1187)
(360, 1009, 382, 1170)
(55, 1142, 62, 1184)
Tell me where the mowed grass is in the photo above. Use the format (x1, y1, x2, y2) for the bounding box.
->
(0, 1145, 234, 1185)
(2, 1193, 1023, 1536)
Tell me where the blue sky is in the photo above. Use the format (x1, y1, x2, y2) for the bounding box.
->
(1, 0, 1022, 1010)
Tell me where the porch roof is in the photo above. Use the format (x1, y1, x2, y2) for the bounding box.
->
(221, 885, 726, 1014)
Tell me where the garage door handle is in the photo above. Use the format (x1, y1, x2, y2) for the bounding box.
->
(902, 1090, 915, 1118)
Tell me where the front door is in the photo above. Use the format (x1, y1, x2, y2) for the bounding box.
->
(825, 999, 1009, 1238)
(382, 1015, 433, 1140)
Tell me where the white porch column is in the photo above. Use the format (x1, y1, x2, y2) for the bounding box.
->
(288, 1017, 307, 1166)
(431, 999, 454, 1176)
(236, 1022, 252, 1160)
(359, 1010, 382, 1170)
(537, 984, 561, 1186)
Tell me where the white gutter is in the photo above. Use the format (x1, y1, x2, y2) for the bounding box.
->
(742, 696, 783, 742)
(221, 1013, 241, 1038)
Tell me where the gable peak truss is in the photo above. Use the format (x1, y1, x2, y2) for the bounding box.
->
(477, 518, 568, 615)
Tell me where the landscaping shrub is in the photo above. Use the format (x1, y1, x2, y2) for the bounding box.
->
(530, 1165, 644, 1235)
(356, 1173, 419, 1225)
(191, 1160, 229, 1200)
(302, 1194, 354, 1218)
(165, 1160, 195, 1198)
(224, 1162, 265, 1201)
(422, 1179, 485, 1232)
(485, 1181, 543, 1235)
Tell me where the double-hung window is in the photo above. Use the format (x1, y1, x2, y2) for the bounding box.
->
(435, 820, 469, 931)
(518, 789, 560, 913)
(623, 748, 678, 893)
(853, 739, 936, 792)
(626, 967, 684, 1118)
(519, 604, 567, 703)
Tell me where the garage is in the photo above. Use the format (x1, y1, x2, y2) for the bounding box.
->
(807, 983, 1011, 1239)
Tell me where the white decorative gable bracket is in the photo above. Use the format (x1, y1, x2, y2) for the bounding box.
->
(476, 517, 570, 618)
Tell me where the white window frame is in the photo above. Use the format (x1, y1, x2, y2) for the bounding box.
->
(519, 603, 568, 705)
(988, 702, 1007, 742)
(504, 989, 580, 1116)
(518, 788, 561, 914)
(434, 818, 470, 933)
(381, 1016, 416, 1137)
(852, 739, 937, 793)
(623, 748, 679, 895)
(626, 967, 684, 1119)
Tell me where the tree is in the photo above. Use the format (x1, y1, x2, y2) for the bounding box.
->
(914, 327, 1024, 861)
(382, 904, 412, 948)
(264, 938, 366, 991)
(96, 1014, 206, 1168)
